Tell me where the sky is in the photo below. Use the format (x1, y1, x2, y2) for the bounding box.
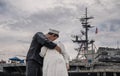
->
(0, 0, 120, 60)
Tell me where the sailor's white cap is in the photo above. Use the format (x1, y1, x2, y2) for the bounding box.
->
(49, 28, 59, 35)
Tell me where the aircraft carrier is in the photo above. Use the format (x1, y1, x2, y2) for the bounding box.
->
(68, 8, 120, 76)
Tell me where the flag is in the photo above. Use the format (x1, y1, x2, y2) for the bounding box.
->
(95, 27, 98, 34)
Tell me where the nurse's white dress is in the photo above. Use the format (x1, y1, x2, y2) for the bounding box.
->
(40, 42, 69, 76)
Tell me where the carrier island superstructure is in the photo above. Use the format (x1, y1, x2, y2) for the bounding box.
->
(69, 8, 120, 76)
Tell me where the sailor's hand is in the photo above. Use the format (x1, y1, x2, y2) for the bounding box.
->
(55, 46, 61, 53)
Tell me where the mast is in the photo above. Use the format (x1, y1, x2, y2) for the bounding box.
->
(72, 8, 94, 62)
(85, 8, 88, 54)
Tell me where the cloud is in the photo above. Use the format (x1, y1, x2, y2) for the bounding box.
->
(0, 0, 120, 60)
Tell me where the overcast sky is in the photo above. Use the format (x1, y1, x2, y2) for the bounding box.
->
(0, 0, 120, 60)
